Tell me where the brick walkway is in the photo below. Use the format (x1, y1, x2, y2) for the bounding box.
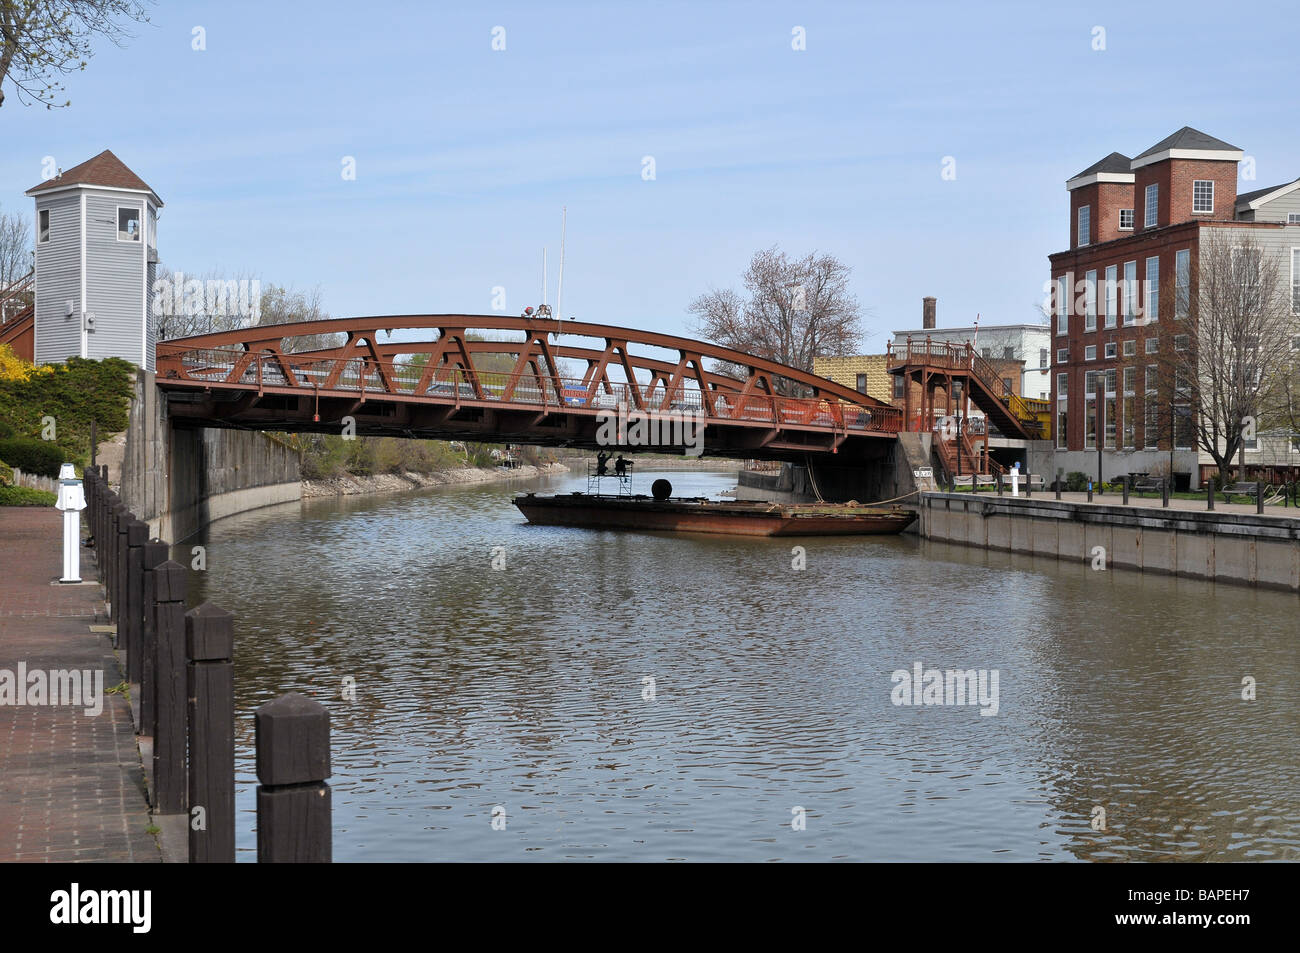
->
(0, 506, 159, 862)
(973, 488, 1300, 521)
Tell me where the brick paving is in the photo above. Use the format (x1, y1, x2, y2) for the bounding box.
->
(0, 506, 159, 862)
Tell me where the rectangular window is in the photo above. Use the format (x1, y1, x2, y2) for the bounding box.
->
(1002, 377, 1014, 393)
(117, 206, 142, 242)
(1085, 270, 1097, 331)
(1174, 334, 1190, 351)
(1146, 337, 1158, 354)
(1145, 400, 1158, 449)
(1289, 213, 1300, 225)
(1057, 372, 1068, 397)
(1078, 205, 1091, 246)
(1122, 367, 1136, 449)
(1146, 365, 1158, 393)
(1104, 342, 1117, 359)
(1124, 260, 1138, 323)
(1119, 209, 1134, 230)
(1193, 180, 1214, 213)
(1175, 248, 1191, 319)
(1056, 275, 1069, 334)
(1174, 403, 1193, 449)
(1145, 256, 1160, 321)
(1085, 345, 1097, 361)
(1057, 408, 1068, 448)
(1085, 398, 1097, 450)
(38, 209, 50, 244)
(1145, 183, 1159, 228)
(1105, 265, 1118, 328)
(1039, 348, 1049, 369)
(1104, 369, 1118, 449)
(1293, 248, 1299, 315)
(1057, 348, 1068, 363)
(1123, 340, 1136, 357)
(1003, 346, 1015, 361)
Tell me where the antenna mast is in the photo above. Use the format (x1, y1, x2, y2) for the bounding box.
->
(556, 206, 567, 323)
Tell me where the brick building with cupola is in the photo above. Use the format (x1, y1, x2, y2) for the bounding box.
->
(1048, 127, 1300, 488)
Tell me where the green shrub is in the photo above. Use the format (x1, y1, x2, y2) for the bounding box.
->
(0, 420, 14, 439)
(0, 459, 11, 485)
(1065, 471, 1089, 492)
(0, 485, 57, 506)
(0, 438, 66, 478)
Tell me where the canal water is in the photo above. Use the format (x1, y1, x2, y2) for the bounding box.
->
(190, 469, 1300, 862)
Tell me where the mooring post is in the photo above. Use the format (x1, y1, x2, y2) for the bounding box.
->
(996, 473, 1002, 496)
(256, 693, 332, 863)
(187, 604, 236, 863)
(140, 540, 170, 737)
(1257, 480, 1265, 515)
(153, 560, 189, 815)
(1122, 476, 1130, 505)
(1161, 477, 1169, 507)
(125, 519, 147, 685)
(1207, 480, 1215, 511)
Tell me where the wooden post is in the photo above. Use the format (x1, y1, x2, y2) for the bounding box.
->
(140, 540, 170, 737)
(1161, 476, 1169, 508)
(125, 520, 147, 685)
(115, 511, 132, 638)
(996, 473, 1002, 496)
(1257, 480, 1264, 515)
(90, 419, 97, 468)
(187, 604, 235, 863)
(153, 561, 188, 815)
(256, 693, 332, 863)
(1122, 475, 1130, 505)
(1207, 480, 1215, 511)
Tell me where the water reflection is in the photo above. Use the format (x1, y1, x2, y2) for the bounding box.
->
(186, 469, 1300, 861)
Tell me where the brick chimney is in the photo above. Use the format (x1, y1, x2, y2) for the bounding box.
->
(922, 297, 936, 330)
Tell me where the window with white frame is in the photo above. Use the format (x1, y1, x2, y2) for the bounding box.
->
(1057, 372, 1068, 397)
(1105, 265, 1118, 328)
(1056, 373, 1068, 448)
(1145, 184, 1159, 228)
(1104, 342, 1117, 359)
(1174, 403, 1193, 449)
(1104, 368, 1117, 448)
(1057, 347, 1068, 363)
(117, 206, 142, 242)
(1084, 370, 1099, 448)
(1119, 209, 1134, 230)
(1056, 275, 1069, 334)
(1123, 340, 1136, 357)
(1039, 348, 1049, 369)
(1085, 344, 1097, 361)
(1293, 248, 1299, 315)
(1175, 248, 1190, 318)
(1085, 270, 1097, 330)
(1289, 213, 1300, 224)
(1192, 180, 1214, 213)
(1174, 334, 1190, 351)
(1078, 205, 1091, 246)
(1122, 366, 1136, 448)
(1146, 337, 1158, 354)
(1124, 260, 1138, 322)
(1145, 256, 1160, 321)
(38, 209, 50, 244)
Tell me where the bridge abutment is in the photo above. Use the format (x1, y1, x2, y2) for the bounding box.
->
(121, 373, 303, 541)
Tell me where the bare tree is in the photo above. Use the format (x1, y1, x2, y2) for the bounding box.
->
(0, 1, 152, 108)
(689, 246, 865, 390)
(1166, 230, 1297, 482)
(0, 205, 31, 286)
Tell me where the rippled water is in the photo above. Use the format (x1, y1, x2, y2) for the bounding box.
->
(187, 469, 1300, 862)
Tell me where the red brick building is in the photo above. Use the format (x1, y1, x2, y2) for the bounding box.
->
(1048, 126, 1300, 486)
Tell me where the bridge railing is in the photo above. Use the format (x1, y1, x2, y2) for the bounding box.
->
(159, 347, 903, 435)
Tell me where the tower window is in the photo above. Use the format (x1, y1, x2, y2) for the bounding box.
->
(118, 207, 142, 242)
(1193, 180, 1214, 213)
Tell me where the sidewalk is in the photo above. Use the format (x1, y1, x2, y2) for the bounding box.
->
(0, 506, 158, 862)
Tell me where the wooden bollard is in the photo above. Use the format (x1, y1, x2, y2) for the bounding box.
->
(125, 520, 148, 684)
(187, 604, 235, 863)
(256, 693, 332, 863)
(1257, 481, 1265, 515)
(108, 502, 125, 622)
(152, 561, 189, 814)
(139, 540, 170, 737)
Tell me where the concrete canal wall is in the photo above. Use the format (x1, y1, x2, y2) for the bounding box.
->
(921, 492, 1300, 592)
(120, 371, 302, 542)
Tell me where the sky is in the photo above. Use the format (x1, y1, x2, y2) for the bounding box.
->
(2, 0, 1297, 349)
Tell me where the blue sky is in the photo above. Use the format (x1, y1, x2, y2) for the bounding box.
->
(2, 0, 1297, 347)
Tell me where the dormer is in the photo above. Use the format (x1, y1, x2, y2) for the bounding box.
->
(1066, 152, 1135, 247)
(1130, 127, 1242, 232)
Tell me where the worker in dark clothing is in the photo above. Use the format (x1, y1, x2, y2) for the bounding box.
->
(596, 451, 611, 476)
(614, 455, 630, 477)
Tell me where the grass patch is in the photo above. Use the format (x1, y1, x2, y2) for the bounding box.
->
(0, 485, 56, 506)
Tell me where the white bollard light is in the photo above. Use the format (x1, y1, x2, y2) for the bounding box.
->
(55, 463, 87, 583)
